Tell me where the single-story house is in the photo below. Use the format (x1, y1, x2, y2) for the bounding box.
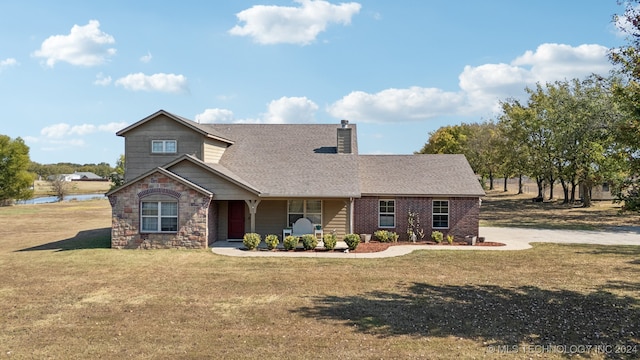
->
(107, 110, 485, 249)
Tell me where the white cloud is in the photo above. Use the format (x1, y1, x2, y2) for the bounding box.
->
(329, 43, 613, 123)
(98, 122, 127, 132)
(263, 96, 318, 123)
(40, 121, 126, 139)
(115, 73, 188, 93)
(32, 20, 116, 67)
(328, 87, 465, 123)
(511, 43, 611, 82)
(195, 108, 235, 123)
(0, 58, 18, 72)
(196, 96, 318, 124)
(229, 0, 361, 45)
(458, 63, 535, 113)
(94, 72, 112, 86)
(140, 51, 152, 63)
(41, 123, 71, 138)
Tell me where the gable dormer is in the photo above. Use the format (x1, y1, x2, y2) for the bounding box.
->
(116, 110, 234, 181)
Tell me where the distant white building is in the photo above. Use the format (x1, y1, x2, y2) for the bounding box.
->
(47, 171, 102, 182)
(47, 173, 81, 182)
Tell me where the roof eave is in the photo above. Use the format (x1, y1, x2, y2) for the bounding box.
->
(106, 166, 213, 197)
(115, 110, 235, 145)
(163, 154, 261, 196)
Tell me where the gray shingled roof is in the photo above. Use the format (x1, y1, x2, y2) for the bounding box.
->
(358, 154, 485, 196)
(204, 124, 361, 198)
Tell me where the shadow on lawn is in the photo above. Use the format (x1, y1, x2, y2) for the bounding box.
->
(577, 246, 640, 266)
(295, 282, 640, 358)
(17, 227, 111, 252)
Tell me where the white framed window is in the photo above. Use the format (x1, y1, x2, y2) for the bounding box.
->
(432, 200, 449, 229)
(141, 201, 178, 232)
(288, 200, 322, 227)
(379, 199, 395, 228)
(151, 140, 177, 154)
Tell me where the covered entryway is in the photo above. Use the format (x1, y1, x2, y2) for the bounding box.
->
(228, 200, 245, 239)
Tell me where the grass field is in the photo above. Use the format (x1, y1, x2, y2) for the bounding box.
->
(32, 180, 112, 197)
(0, 195, 639, 359)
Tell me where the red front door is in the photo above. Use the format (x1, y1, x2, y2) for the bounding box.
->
(228, 201, 245, 239)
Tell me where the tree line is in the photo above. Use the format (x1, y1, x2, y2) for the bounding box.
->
(28, 161, 116, 179)
(0, 136, 125, 203)
(418, 76, 627, 208)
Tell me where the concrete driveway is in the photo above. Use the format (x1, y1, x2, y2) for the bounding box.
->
(480, 226, 640, 249)
(210, 227, 640, 258)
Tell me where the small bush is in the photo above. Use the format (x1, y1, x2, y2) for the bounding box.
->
(431, 231, 443, 244)
(243, 233, 261, 250)
(343, 233, 360, 250)
(374, 230, 390, 242)
(265, 234, 279, 250)
(446, 234, 454, 245)
(375, 230, 399, 243)
(301, 234, 318, 250)
(283, 235, 299, 250)
(323, 233, 337, 250)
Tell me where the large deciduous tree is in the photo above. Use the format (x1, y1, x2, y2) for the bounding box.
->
(500, 77, 624, 206)
(0, 135, 35, 203)
(417, 122, 505, 190)
(609, 0, 640, 211)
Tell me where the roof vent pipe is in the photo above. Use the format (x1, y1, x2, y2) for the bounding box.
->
(341, 119, 349, 128)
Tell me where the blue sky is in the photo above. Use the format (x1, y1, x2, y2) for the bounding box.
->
(0, 1, 626, 166)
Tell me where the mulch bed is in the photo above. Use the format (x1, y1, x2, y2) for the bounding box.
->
(248, 240, 506, 253)
(351, 240, 506, 253)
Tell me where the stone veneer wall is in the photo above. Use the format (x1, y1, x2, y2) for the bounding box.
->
(353, 196, 480, 241)
(109, 173, 212, 249)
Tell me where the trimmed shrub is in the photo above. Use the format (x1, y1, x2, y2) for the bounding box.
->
(446, 234, 454, 245)
(431, 231, 443, 244)
(343, 233, 360, 250)
(283, 235, 299, 250)
(243, 233, 261, 250)
(374, 230, 390, 242)
(301, 234, 318, 250)
(374, 230, 399, 243)
(323, 233, 337, 250)
(265, 234, 279, 250)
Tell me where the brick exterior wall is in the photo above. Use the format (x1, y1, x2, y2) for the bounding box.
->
(353, 196, 480, 242)
(109, 172, 212, 249)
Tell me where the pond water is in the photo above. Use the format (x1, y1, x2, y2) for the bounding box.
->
(16, 193, 106, 205)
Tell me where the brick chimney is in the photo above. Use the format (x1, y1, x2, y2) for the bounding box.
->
(337, 120, 352, 154)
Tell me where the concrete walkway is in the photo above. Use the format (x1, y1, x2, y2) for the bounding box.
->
(210, 226, 640, 259)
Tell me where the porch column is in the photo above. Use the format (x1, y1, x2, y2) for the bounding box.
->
(245, 199, 261, 233)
